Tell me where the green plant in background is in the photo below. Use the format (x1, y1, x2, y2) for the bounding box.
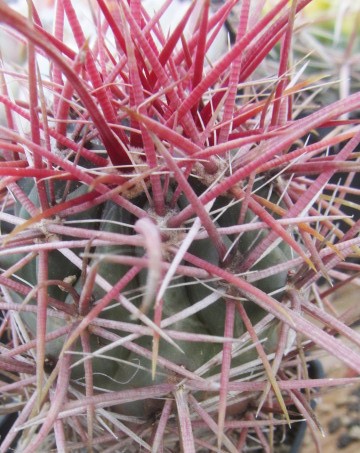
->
(0, 0, 359, 451)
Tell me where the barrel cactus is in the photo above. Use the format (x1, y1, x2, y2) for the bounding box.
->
(0, 0, 360, 452)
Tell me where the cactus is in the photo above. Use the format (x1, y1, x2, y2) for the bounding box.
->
(0, 1, 360, 452)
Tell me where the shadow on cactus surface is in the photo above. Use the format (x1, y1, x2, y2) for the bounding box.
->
(0, 0, 359, 451)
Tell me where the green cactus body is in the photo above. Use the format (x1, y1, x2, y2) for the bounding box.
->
(1, 184, 101, 359)
(87, 199, 140, 318)
(110, 279, 219, 416)
(179, 186, 291, 342)
(66, 199, 141, 383)
(15, 182, 101, 302)
(5, 180, 291, 411)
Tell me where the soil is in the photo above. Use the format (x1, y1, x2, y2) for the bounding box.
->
(301, 382, 360, 453)
(301, 283, 360, 453)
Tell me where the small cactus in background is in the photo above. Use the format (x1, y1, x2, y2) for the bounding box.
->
(0, 0, 359, 451)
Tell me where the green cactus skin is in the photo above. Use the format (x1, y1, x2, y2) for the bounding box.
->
(1, 183, 102, 361)
(4, 180, 291, 418)
(15, 182, 102, 302)
(110, 279, 219, 417)
(66, 199, 141, 384)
